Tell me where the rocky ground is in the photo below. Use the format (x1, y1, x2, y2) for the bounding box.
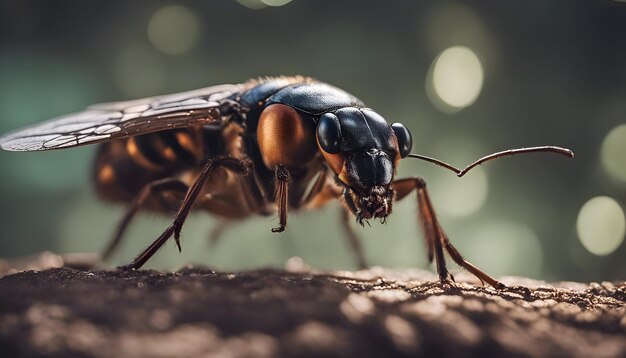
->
(0, 253, 624, 357)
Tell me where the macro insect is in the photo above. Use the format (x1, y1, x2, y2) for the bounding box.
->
(0, 76, 574, 288)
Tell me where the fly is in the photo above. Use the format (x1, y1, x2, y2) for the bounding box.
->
(0, 76, 574, 288)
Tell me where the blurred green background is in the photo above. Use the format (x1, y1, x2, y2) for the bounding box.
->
(1, 0, 625, 282)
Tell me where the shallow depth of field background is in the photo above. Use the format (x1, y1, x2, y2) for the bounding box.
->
(1, 0, 625, 282)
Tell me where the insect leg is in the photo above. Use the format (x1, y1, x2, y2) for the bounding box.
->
(340, 208, 368, 269)
(122, 156, 251, 270)
(393, 178, 434, 264)
(439, 225, 504, 288)
(393, 177, 504, 288)
(300, 166, 329, 207)
(102, 178, 188, 260)
(206, 168, 272, 245)
(272, 165, 290, 233)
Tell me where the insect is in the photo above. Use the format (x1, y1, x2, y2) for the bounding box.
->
(0, 76, 573, 288)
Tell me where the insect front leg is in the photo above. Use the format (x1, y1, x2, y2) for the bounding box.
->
(122, 156, 252, 270)
(272, 165, 290, 233)
(393, 177, 505, 289)
(103, 178, 188, 260)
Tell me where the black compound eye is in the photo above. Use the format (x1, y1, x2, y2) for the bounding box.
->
(391, 123, 413, 158)
(317, 112, 342, 154)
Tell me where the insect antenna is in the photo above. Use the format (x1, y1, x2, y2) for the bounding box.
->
(408, 146, 574, 177)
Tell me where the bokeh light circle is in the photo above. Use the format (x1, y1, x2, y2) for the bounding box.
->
(147, 5, 200, 55)
(576, 196, 625, 256)
(428, 46, 484, 112)
(600, 124, 626, 183)
(236, 0, 268, 9)
(260, 0, 293, 6)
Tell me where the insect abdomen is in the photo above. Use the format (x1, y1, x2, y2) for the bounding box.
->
(93, 129, 204, 203)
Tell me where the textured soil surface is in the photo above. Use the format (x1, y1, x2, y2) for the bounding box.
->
(0, 253, 625, 358)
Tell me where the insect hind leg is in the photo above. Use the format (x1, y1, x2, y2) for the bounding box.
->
(121, 156, 252, 270)
(102, 178, 188, 261)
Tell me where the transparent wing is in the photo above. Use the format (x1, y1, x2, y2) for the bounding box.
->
(0, 84, 243, 152)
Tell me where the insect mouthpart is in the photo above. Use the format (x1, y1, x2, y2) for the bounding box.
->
(346, 185, 395, 226)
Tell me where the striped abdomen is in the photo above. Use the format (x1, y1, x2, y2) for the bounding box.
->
(93, 128, 205, 203)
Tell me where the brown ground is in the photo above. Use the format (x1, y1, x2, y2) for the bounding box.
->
(0, 253, 624, 358)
